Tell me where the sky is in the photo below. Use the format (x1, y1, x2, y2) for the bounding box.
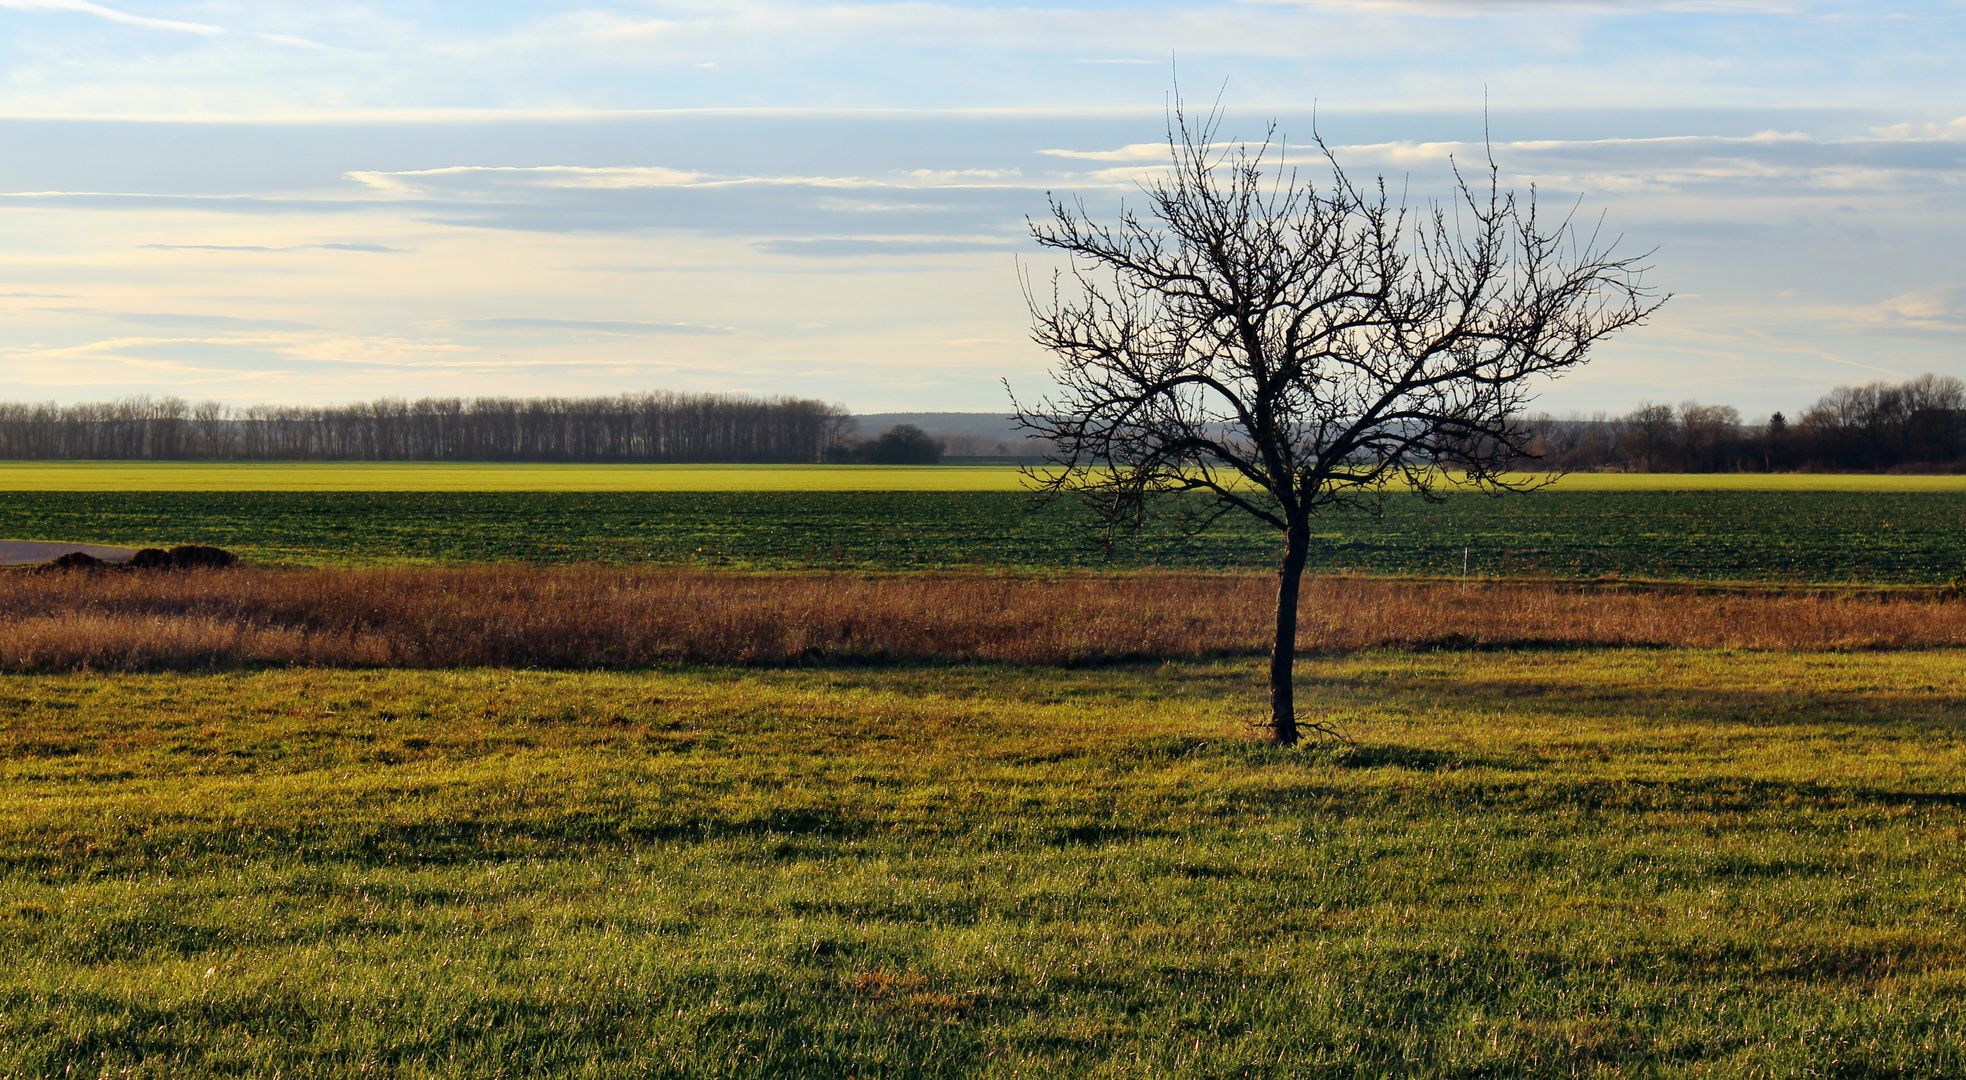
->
(0, 1, 1962, 417)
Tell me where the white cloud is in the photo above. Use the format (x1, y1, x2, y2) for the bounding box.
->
(0, 0, 327, 47)
(345, 164, 1037, 201)
(137, 242, 404, 253)
(439, 317, 739, 336)
(1038, 130, 1966, 199)
(0, 0, 223, 36)
(757, 237, 1017, 257)
(1870, 117, 1966, 140)
(1037, 143, 1168, 162)
(1878, 285, 1966, 322)
(1841, 284, 1966, 335)
(346, 165, 712, 195)
(901, 168, 1022, 183)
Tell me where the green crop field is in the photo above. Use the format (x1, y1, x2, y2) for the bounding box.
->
(4, 650, 1964, 1077)
(3, 460, 1966, 493)
(3, 487, 1962, 583)
(0, 462, 1038, 492)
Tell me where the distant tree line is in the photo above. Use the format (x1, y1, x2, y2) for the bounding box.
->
(1526, 373, 1966, 473)
(0, 392, 853, 463)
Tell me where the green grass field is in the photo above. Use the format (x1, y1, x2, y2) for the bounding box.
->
(3, 460, 1966, 492)
(4, 650, 1964, 1077)
(3, 487, 1962, 583)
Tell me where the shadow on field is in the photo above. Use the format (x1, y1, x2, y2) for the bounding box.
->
(1211, 765, 1966, 819)
(1466, 775, 1966, 815)
(1353, 674, 1966, 732)
(1120, 734, 1500, 772)
(1114, 726, 1966, 815)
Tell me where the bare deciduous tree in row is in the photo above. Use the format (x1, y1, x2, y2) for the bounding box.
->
(0, 392, 854, 464)
(1529, 373, 1966, 473)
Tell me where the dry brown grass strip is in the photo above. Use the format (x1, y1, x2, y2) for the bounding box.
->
(1, 565, 1963, 672)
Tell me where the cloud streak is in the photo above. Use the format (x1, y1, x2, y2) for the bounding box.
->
(0, 0, 223, 36)
(346, 164, 1029, 198)
(138, 242, 406, 253)
(0, 0, 328, 47)
(757, 237, 1018, 257)
(1038, 128, 1966, 199)
(439, 318, 740, 336)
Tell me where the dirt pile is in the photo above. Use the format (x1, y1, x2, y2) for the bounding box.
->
(127, 545, 238, 570)
(43, 552, 109, 571)
(38, 545, 237, 573)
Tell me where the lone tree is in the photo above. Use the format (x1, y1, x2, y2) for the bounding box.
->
(1012, 105, 1662, 745)
(869, 423, 945, 465)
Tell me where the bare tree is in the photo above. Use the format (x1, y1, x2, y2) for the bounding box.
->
(1011, 103, 1662, 745)
(1677, 402, 1742, 472)
(1624, 403, 1678, 473)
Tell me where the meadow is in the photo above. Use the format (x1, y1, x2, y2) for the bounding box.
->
(4, 653, 1964, 1077)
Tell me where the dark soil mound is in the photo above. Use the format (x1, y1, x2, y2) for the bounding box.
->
(42, 551, 107, 571)
(166, 545, 238, 569)
(41, 545, 240, 573)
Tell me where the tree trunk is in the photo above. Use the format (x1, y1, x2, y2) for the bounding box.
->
(1269, 520, 1311, 745)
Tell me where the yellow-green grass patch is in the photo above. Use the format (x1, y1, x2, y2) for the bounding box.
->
(1518, 470, 1966, 491)
(3, 649, 1965, 1076)
(0, 461, 1031, 492)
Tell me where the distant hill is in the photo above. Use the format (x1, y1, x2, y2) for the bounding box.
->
(853, 412, 1021, 439)
(852, 412, 1037, 457)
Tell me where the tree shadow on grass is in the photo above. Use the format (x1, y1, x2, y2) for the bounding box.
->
(1303, 665, 1966, 733)
(1120, 734, 1515, 772)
